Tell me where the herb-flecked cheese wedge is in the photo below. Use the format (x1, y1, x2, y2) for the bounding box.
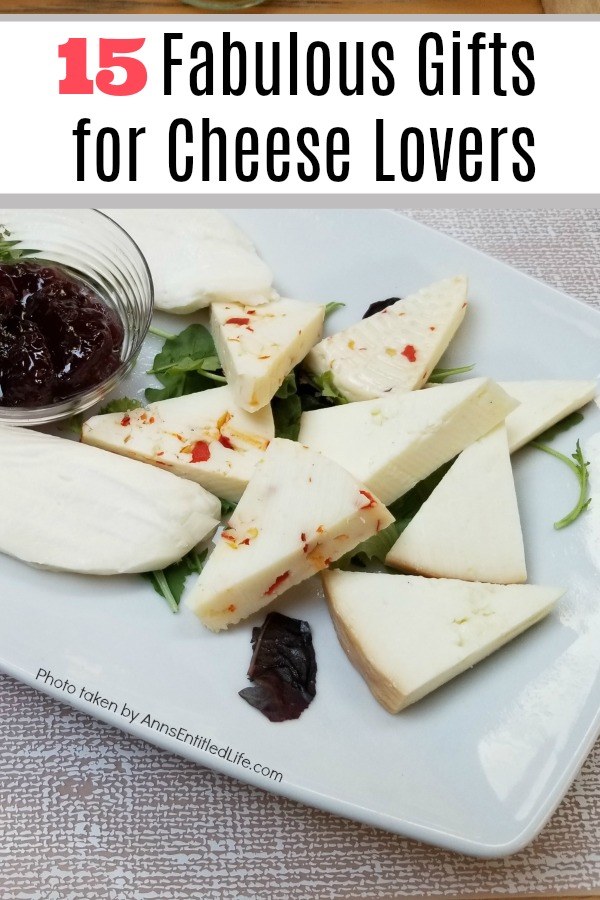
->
(304, 276, 468, 402)
(386, 424, 527, 584)
(298, 378, 517, 506)
(323, 570, 562, 713)
(0, 424, 221, 575)
(210, 298, 325, 411)
(185, 438, 394, 631)
(81, 386, 274, 503)
(500, 380, 597, 452)
(105, 209, 277, 313)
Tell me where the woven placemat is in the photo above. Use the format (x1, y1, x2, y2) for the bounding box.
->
(1, 208, 599, 900)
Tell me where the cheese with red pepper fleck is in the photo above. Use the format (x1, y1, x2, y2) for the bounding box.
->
(500, 380, 597, 452)
(323, 570, 562, 713)
(185, 438, 393, 631)
(0, 424, 220, 575)
(210, 298, 325, 411)
(305, 276, 468, 402)
(105, 209, 277, 314)
(298, 378, 517, 506)
(386, 424, 527, 583)
(81, 386, 274, 503)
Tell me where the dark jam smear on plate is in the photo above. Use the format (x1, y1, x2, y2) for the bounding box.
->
(239, 612, 317, 722)
(0, 261, 124, 407)
(363, 297, 401, 318)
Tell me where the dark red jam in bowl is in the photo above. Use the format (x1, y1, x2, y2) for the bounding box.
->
(0, 261, 124, 408)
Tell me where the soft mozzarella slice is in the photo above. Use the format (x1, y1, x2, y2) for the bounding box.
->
(105, 209, 276, 313)
(186, 438, 393, 631)
(323, 570, 562, 713)
(298, 378, 517, 506)
(386, 424, 526, 583)
(0, 424, 220, 575)
(305, 276, 468, 402)
(211, 298, 325, 411)
(82, 386, 274, 503)
(501, 380, 597, 452)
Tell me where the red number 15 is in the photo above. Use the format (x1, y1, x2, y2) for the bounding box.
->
(59, 37, 147, 96)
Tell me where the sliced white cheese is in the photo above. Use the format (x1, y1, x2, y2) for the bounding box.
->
(0, 424, 221, 575)
(105, 209, 276, 313)
(82, 386, 274, 503)
(386, 424, 526, 584)
(185, 438, 394, 631)
(211, 298, 325, 412)
(501, 380, 597, 452)
(305, 276, 468, 402)
(323, 570, 562, 713)
(298, 378, 517, 506)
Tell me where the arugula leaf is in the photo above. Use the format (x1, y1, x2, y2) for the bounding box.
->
(273, 393, 302, 440)
(271, 371, 303, 440)
(535, 411, 584, 443)
(145, 324, 225, 402)
(312, 371, 349, 404)
(220, 498, 238, 518)
(428, 364, 475, 384)
(531, 438, 591, 529)
(142, 548, 208, 613)
(336, 461, 454, 568)
(275, 372, 298, 400)
(0, 226, 39, 263)
(58, 413, 84, 437)
(98, 396, 143, 415)
(324, 302, 345, 319)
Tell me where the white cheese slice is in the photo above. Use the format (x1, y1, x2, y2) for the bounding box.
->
(386, 424, 526, 583)
(211, 298, 325, 412)
(323, 570, 562, 713)
(0, 424, 220, 575)
(500, 380, 597, 452)
(105, 209, 276, 313)
(304, 276, 468, 402)
(298, 378, 517, 506)
(81, 386, 274, 503)
(185, 438, 394, 631)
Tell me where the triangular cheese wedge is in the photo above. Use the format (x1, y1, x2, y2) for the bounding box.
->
(0, 424, 220, 576)
(323, 570, 562, 713)
(105, 209, 276, 313)
(186, 439, 393, 631)
(501, 380, 597, 452)
(304, 276, 468, 402)
(211, 298, 325, 411)
(386, 424, 526, 583)
(298, 378, 517, 506)
(82, 386, 274, 503)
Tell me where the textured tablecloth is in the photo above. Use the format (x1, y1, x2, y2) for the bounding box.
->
(1, 208, 600, 900)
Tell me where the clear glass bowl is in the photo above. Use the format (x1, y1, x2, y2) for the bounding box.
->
(0, 209, 153, 427)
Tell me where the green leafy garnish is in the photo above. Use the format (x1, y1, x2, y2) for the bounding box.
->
(336, 461, 454, 568)
(220, 498, 238, 518)
(324, 302, 345, 319)
(0, 226, 39, 263)
(535, 411, 584, 443)
(531, 438, 591, 529)
(58, 413, 84, 437)
(428, 364, 475, 384)
(98, 397, 143, 415)
(270, 369, 349, 440)
(311, 371, 349, 404)
(145, 324, 225, 402)
(271, 372, 302, 440)
(142, 548, 208, 613)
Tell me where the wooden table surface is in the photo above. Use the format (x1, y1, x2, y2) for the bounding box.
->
(0, 0, 544, 12)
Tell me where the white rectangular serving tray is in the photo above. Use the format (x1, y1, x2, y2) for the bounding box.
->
(1, 209, 599, 857)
